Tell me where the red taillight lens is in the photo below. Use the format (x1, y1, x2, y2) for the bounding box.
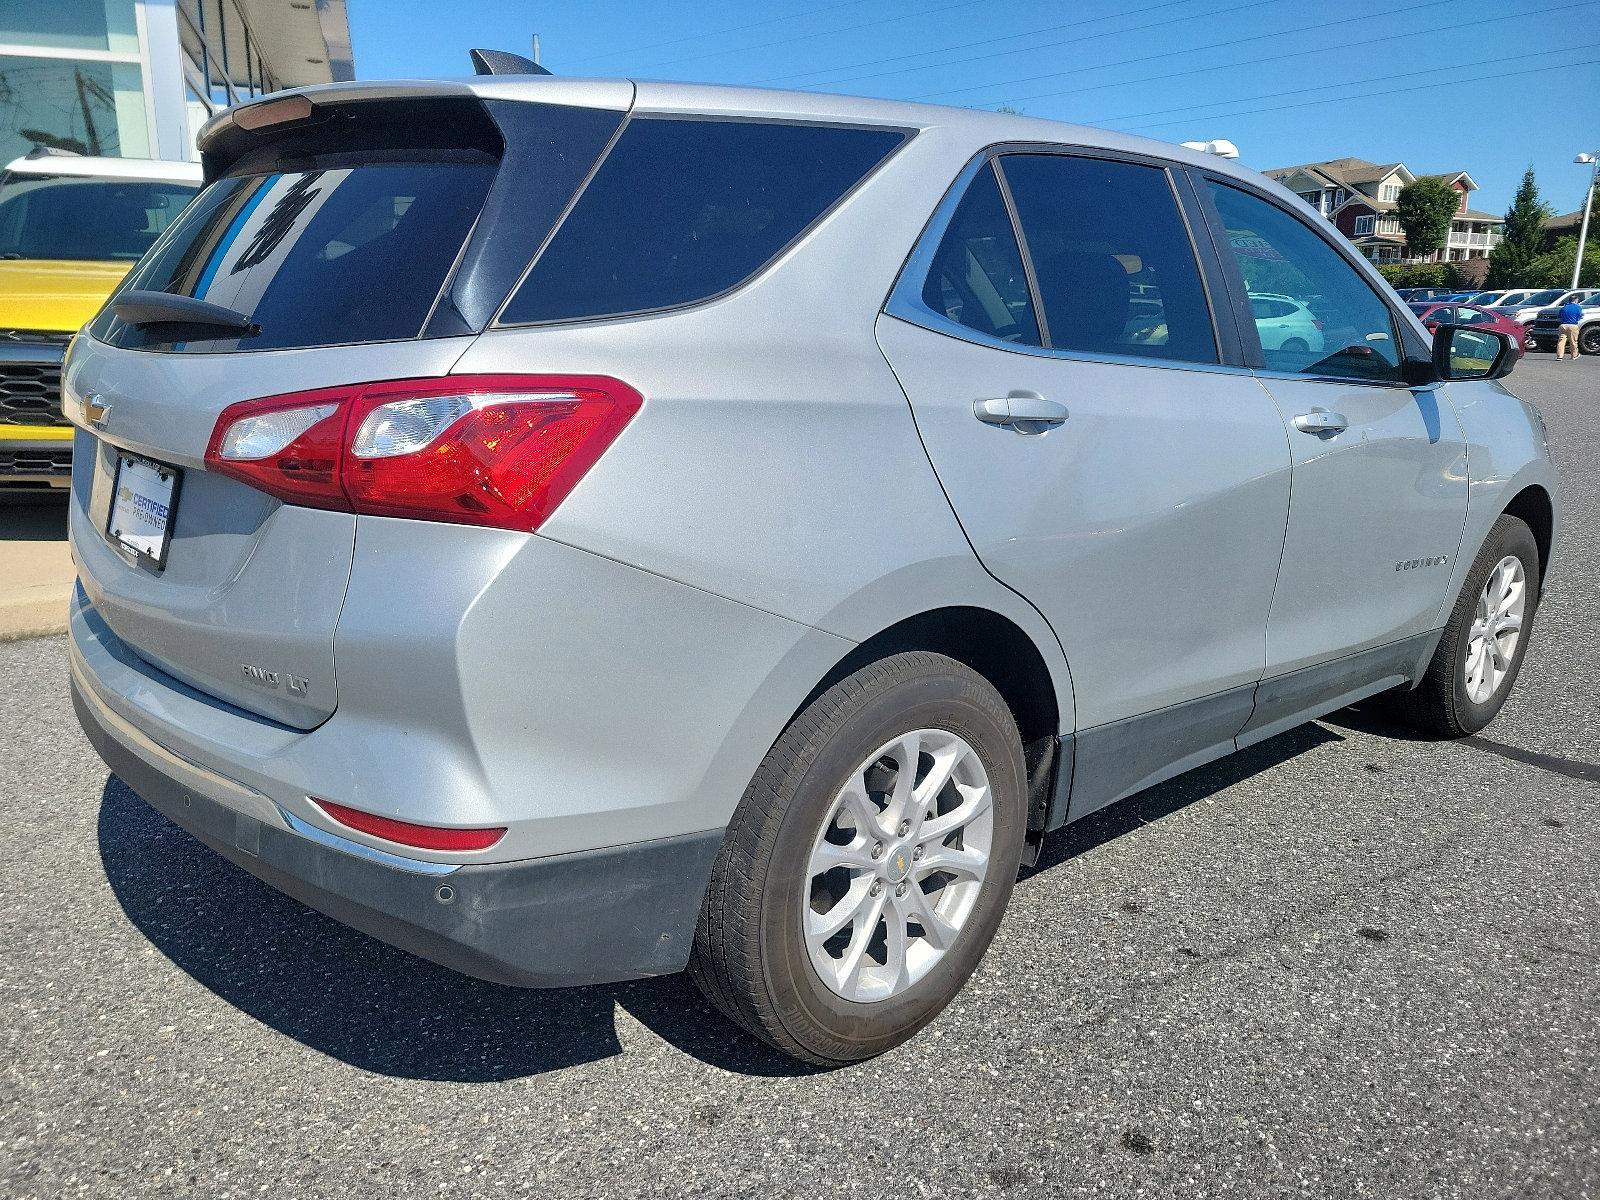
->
(205, 386, 351, 510)
(1312, 317, 1324, 331)
(204, 375, 641, 531)
(314, 799, 507, 852)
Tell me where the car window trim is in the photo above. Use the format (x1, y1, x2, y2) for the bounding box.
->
(489, 112, 917, 331)
(988, 158, 1051, 348)
(884, 141, 1237, 371)
(1190, 169, 1432, 388)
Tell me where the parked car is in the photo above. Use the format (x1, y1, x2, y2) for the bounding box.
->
(1463, 290, 1508, 306)
(1408, 302, 1528, 354)
(1396, 287, 1454, 301)
(1495, 288, 1600, 329)
(0, 149, 200, 490)
(64, 65, 1558, 1067)
(1528, 295, 1600, 354)
(1484, 289, 1540, 310)
(1249, 292, 1326, 352)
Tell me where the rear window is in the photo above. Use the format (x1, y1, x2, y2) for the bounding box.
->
(498, 117, 907, 325)
(0, 175, 198, 262)
(93, 160, 494, 352)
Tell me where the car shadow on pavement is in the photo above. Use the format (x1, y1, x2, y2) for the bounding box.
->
(96, 723, 1342, 1083)
(95, 777, 821, 1082)
(1022, 722, 1343, 879)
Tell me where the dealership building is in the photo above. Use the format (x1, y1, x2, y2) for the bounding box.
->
(0, 0, 354, 165)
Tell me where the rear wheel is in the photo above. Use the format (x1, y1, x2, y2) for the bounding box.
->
(1386, 514, 1540, 737)
(1581, 325, 1600, 355)
(1280, 337, 1308, 353)
(689, 652, 1027, 1065)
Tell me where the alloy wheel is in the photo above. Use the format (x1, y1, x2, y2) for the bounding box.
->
(1464, 555, 1526, 704)
(802, 728, 993, 1003)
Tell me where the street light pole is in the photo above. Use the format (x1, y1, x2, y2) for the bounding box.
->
(1572, 152, 1599, 291)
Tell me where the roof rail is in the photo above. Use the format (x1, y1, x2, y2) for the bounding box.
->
(469, 48, 551, 76)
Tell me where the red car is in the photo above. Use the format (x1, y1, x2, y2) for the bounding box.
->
(1408, 302, 1529, 354)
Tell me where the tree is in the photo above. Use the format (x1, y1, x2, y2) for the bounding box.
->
(1525, 236, 1600, 288)
(1396, 177, 1462, 260)
(1487, 166, 1552, 287)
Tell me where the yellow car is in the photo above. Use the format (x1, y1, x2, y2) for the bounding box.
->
(0, 149, 200, 490)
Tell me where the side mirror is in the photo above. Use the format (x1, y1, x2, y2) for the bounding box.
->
(1430, 323, 1516, 381)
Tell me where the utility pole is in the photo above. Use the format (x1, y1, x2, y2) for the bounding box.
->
(1571, 152, 1598, 290)
(531, 34, 541, 68)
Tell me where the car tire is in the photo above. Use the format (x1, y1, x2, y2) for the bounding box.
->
(1386, 514, 1540, 738)
(1281, 337, 1308, 352)
(689, 651, 1028, 1066)
(1581, 325, 1600, 355)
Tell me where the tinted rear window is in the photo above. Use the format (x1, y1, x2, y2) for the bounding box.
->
(92, 159, 495, 352)
(499, 117, 907, 324)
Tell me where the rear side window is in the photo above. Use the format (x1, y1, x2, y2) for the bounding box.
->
(999, 154, 1217, 365)
(94, 160, 495, 352)
(919, 162, 1040, 346)
(499, 118, 907, 324)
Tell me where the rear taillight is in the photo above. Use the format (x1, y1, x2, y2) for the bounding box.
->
(205, 375, 641, 531)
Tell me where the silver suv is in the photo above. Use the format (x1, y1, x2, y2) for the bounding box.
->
(65, 67, 1558, 1066)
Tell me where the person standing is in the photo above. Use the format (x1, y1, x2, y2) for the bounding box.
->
(1556, 297, 1586, 359)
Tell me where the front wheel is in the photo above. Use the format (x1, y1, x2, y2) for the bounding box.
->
(1387, 514, 1540, 737)
(689, 652, 1027, 1065)
(1581, 325, 1600, 355)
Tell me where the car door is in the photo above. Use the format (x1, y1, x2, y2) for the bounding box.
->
(877, 150, 1292, 813)
(1196, 178, 1469, 742)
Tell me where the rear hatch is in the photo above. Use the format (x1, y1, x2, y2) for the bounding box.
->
(66, 82, 632, 728)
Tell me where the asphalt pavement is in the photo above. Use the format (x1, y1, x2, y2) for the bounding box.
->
(2, 354, 1596, 1199)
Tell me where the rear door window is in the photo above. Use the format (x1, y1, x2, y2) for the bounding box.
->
(499, 117, 907, 324)
(94, 160, 495, 352)
(998, 153, 1218, 365)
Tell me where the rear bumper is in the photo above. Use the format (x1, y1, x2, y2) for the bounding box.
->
(72, 663, 724, 987)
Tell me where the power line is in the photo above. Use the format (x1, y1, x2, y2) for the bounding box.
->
(615, 0, 986, 72)
(979, 0, 1593, 110)
(979, 2, 1595, 112)
(564, 0, 878, 66)
(800, 0, 1290, 91)
(745, 0, 1215, 86)
(1087, 46, 1587, 126)
(1118, 56, 1599, 133)
(912, 0, 1464, 100)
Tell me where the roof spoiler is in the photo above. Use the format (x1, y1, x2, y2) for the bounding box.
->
(469, 48, 551, 76)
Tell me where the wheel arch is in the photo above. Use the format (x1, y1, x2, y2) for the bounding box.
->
(1502, 483, 1554, 584)
(803, 606, 1060, 747)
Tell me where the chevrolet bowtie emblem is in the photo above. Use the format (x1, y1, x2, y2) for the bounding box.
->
(84, 394, 112, 426)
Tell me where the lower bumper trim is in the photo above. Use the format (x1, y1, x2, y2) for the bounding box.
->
(73, 678, 725, 988)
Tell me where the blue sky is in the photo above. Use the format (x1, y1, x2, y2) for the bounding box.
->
(349, 0, 1600, 215)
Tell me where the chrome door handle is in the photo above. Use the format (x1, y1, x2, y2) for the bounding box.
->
(1292, 409, 1348, 436)
(973, 394, 1068, 431)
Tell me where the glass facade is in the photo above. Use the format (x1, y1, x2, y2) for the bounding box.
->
(0, 0, 349, 164)
(0, 0, 147, 164)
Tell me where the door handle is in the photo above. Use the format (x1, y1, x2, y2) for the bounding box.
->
(973, 393, 1068, 431)
(1292, 408, 1348, 436)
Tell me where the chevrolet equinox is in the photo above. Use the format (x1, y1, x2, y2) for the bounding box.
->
(65, 63, 1558, 1066)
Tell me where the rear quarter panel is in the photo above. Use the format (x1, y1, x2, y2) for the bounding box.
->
(450, 123, 1076, 731)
